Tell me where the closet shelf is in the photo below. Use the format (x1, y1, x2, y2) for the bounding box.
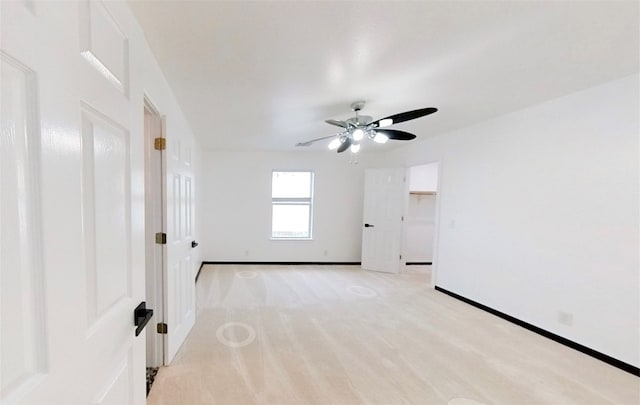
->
(409, 191, 436, 195)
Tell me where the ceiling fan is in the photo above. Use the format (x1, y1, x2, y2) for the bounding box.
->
(296, 101, 437, 153)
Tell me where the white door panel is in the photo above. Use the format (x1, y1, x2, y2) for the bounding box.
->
(82, 105, 131, 321)
(361, 168, 406, 274)
(1, 1, 145, 403)
(164, 126, 196, 363)
(0, 52, 48, 402)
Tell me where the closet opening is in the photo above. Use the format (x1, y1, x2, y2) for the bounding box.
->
(403, 162, 439, 285)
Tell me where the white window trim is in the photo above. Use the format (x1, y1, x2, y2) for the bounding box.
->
(271, 170, 314, 240)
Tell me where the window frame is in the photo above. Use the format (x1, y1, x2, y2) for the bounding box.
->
(270, 170, 314, 240)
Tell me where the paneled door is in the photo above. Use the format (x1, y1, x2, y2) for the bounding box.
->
(163, 122, 196, 364)
(361, 168, 407, 274)
(1, 1, 146, 403)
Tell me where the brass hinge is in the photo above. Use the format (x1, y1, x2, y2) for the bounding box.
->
(157, 323, 168, 334)
(155, 232, 167, 244)
(154, 137, 166, 150)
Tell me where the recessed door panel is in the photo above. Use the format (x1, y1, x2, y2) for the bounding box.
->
(79, 0, 129, 94)
(172, 174, 182, 242)
(185, 176, 192, 238)
(82, 106, 131, 318)
(0, 54, 47, 401)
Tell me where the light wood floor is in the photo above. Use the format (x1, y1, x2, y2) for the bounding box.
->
(147, 265, 639, 404)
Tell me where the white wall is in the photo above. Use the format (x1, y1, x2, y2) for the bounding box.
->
(409, 163, 439, 192)
(382, 74, 640, 367)
(200, 151, 381, 262)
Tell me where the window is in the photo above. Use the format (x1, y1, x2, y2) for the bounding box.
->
(271, 171, 314, 239)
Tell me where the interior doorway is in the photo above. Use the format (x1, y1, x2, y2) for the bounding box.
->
(144, 98, 164, 369)
(402, 163, 439, 284)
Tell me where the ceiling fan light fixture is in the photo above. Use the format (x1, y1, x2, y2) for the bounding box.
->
(373, 132, 389, 144)
(327, 137, 342, 150)
(298, 101, 436, 153)
(378, 118, 393, 127)
(352, 128, 364, 141)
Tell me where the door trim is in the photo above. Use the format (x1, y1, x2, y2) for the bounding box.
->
(143, 96, 165, 367)
(401, 161, 442, 288)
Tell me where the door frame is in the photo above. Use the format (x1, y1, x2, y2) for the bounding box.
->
(431, 161, 442, 288)
(402, 161, 442, 288)
(143, 96, 165, 367)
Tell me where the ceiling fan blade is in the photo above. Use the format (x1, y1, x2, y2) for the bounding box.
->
(337, 137, 352, 153)
(295, 135, 337, 147)
(325, 119, 349, 128)
(370, 107, 437, 128)
(376, 129, 417, 141)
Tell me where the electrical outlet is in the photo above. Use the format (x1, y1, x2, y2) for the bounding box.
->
(558, 311, 573, 326)
(323, 250, 328, 257)
(244, 250, 249, 257)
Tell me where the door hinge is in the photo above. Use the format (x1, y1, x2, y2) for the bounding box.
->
(154, 137, 166, 150)
(155, 232, 167, 244)
(400, 254, 403, 260)
(401, 216, 404, 221)
(157, 322, 168, 334)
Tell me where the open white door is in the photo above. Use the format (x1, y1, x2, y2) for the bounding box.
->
(163, 120, 197, 364)
(361, 168, 407, 273)
(1, 1, 146, 403)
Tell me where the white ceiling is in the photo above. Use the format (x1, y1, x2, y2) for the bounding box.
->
(128, 1, 639, 152)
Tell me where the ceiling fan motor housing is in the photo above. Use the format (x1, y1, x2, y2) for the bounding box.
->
(350, 100, 366, 112)
(346, 116, 373, 127)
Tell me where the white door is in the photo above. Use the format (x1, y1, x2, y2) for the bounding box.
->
(361, 168, 407, 273)
(163, 122, 196, 363)
(1, 1, 146, 403)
